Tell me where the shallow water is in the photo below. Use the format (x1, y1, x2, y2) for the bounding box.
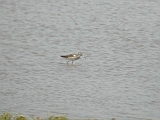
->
(0, 0, 160, 119)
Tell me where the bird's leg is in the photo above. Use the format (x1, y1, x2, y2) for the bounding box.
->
(72, 61, 73, 64)
(67, 61, 69, 64)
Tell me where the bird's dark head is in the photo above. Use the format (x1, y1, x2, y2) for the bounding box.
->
(78, 52, 83, 56)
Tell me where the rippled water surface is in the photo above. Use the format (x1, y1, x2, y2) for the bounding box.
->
(0, 0, 160, 119)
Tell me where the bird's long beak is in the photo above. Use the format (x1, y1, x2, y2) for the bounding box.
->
(82, 53, 86, 59)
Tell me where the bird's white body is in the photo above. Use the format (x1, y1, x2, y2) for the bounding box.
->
(61, 52, 84, 64)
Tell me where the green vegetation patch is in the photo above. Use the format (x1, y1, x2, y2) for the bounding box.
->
(48, 115, 67, 120)
(14, 115, 28, 120)
(0, 113, 12, 120)
(0, 113, 67, 120)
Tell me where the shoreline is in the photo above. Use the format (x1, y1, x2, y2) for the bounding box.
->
(0, 112, 156, 120)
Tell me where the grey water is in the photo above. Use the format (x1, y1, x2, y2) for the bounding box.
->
(0, 0, 160, 119)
